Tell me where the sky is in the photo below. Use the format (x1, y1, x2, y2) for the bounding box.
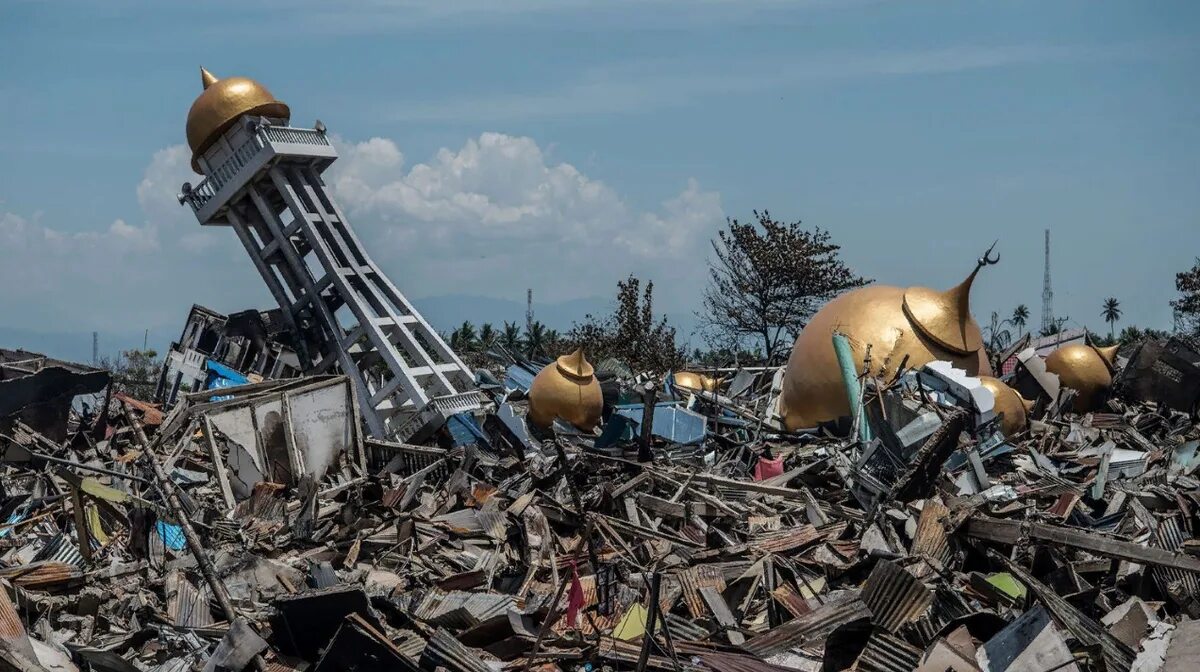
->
(1, 0, 1198, 358)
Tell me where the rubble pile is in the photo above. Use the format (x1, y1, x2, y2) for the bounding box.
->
(0, 335, 1199, 672)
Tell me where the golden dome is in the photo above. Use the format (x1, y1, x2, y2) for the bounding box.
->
(186, 67, 290, 173)
(978, 376, 1032, 436)
(779, 269, 990, 430)
(527, 349, 603, 430)
(673, 371, 721, 392)
(1044, 342, 1118, 412)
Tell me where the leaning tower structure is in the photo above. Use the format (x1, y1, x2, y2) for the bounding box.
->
(178, 68, 478, 440)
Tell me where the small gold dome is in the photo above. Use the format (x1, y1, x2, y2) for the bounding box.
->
(186, 67, 290, 173)
(673, 371, 720, 392)
(1044, 342, 1118, 411)
(779, 269, 990, 430)
(527, 349, 603, 430)
(978, 376, 1032, 436)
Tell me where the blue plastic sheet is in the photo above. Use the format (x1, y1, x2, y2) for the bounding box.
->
(613, 402, 707, 445)
(155, 521, 187, 551)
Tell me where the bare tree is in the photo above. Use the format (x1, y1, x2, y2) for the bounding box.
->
(701, 210, 868, 360)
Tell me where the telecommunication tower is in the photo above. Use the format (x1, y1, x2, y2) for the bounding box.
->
(1041, 229, 1054, 335)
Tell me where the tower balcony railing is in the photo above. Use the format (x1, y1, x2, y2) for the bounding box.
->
(180, 124, 335, 218)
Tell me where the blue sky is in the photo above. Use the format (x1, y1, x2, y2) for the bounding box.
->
(1, 0, 1197, 356)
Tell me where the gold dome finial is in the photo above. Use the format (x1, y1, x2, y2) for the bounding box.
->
(185, 69, 290, 174)
(1094, 344, 1119, 371)
(901, 243, 996, 355)
(556, 348, 594, 379)
(200, 67, 218, 90)
(528, 349, 603, 430)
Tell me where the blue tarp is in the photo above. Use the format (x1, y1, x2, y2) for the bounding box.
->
(504, 364, 538, 392)
(155, 521, 187, 551)
(613, 402, 707, 445)
(204, 359, 250, 402)
(446, 413, 487, 448)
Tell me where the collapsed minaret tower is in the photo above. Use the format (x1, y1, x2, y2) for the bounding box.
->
(178, 68, 478, 440)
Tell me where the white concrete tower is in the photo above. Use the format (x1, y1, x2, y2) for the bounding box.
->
(178, 68, 479, 440)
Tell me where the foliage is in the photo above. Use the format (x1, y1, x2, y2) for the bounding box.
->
(1101, 297, 1122, 340)
(1172, 258, 1200, 335)
(565, 275, 684, 372)
(700, 210, 868, 361)
(1117, 325, 1171, 346)
(983, 312, 1013, 353)
(96, 349, 162, 400)
(1010, 304, 1030, 336)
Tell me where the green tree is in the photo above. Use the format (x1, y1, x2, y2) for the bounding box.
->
(1011, 304, 1030, 336)
(500, 321, 523, 351)
(1172, 258, 1200, 335)
(566, 275, 683, 372)
(523, 321, 548, 358)
(450, 321, 478, 352)
(701, 210, 868, 360)
(478, 323, 497, 350)
(98, 348, 162, 400)
(1101, 297, 1122, 341)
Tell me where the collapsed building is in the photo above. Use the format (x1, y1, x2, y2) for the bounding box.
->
(0, 69, 1199, 672)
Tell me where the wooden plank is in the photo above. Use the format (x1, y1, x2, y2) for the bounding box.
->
(637, 493, 687, 520)
(698, 586, 745, 645)
(967, 515, 1200, 574)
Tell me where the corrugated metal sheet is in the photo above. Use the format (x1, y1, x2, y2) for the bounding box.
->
(853, 630, 922, 672)
(861, 560, 932, 632)
(749, 525, 821, 554)
(0, 561, 83, 589)
(410, 589, 516, 629)
(699, 650, 808, 672)
(911, 500, 952, 566)
(678, 565, 728, 619)
(165, 570, 214, 628)
(420, 628, 493, 672)
(743, 593, 870, 657)
(1154, 516, 1200, 605)
(33, 533, 85, 567)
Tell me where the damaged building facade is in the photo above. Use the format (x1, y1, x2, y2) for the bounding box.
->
(0, 68, 1199, 672)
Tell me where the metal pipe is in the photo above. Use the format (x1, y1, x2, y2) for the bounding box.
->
(832, 332, 872, 443)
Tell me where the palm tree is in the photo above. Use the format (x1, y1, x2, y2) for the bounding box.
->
(478, 323, 497, 351)
(1102, 297, 1122, 341)
(524, 321, 547, 358)
(500, 321, 522, 351)
(450, 321, 477, 352)
(544, 329, 562, 356)
(1011, 304, 1030, 336)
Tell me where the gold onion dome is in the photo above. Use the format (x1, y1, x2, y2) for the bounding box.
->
(779, 265, 991, 430)
(978, 376, 1033, 436)
(186, 67, 290, 173)
(1044, 342, 1119, 412)
(673, 371, 721, 392)
(527, 349, 604, 431)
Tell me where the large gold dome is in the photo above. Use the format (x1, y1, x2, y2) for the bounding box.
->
(527, 349, 604, 431)
(979, 376, 1032, 436)
(778, 269, 991, 430)
(185, 67, 290, 173)
(1044, 342, 1118, 412)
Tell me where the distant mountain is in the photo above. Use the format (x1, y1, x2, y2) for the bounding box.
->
(0, 325, 177, 365)
(1, 294, 705, 365)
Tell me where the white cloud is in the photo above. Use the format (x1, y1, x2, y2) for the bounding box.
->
(1, 131, 724, 331)
(328, 132, 724, 302)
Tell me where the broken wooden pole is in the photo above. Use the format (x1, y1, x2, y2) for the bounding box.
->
(638, 382, 657, 463)
(121, 403, 269, 672)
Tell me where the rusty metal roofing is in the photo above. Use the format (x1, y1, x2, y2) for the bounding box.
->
(853, 630, 922, 672)
(911, 500, 952, 566)
(1153, 515, 1200, 605)
(743, 592, 870, 657)
(678, 564, 728, 619)
(861, 560, 933, 633)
